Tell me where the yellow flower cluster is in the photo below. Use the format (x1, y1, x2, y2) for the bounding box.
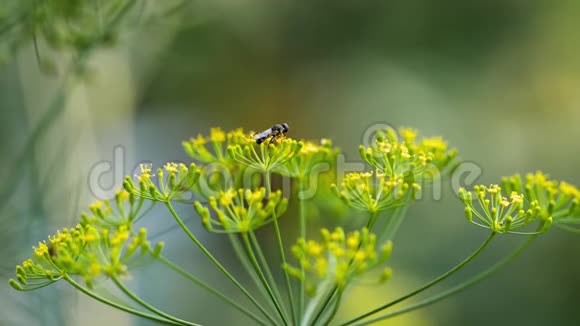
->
(11, 198, 163, 291)
(183, 128, 251, 163)
(11, 223, 158, 290)
(332, 127, 454, 218)
(81, 189, 143, 228)
(285, 228, 392, 289)
(124, 162, 201, 202)
(194, 188, 288, 233)
(459, 184, 550, 234)
(502, 171, 580, 230)
(333, 171, 421, 213)
(275, 139, 340, 179)
(359, 128, 457, 181)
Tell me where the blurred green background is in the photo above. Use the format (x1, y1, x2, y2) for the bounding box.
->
(1, 1, 580, 325)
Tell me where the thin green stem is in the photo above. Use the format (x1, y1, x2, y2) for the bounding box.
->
(243, 232, 288, 325)
(265, 171, 272, 198)
(298, 177, 307, 322)
(11, 279, 60, 292)
(301, 280, 335, 326)
(250, 231, 289, 317)
(164, 202, 278, 325)
(353, 235, 537, 325)
(112, 277, 200, 326)
(309, 283, 337, 326)
(379, 206, 408, 242)
(63, 275, 179, 325)
(323, 289, 344, 325)
(228, 233, 279, 316)
(341, 231, 497, 326)
(274, 208, 298, 325)
(156, 254, 267, 325)
(265, 171, 298, 325)
(366, 211, 380, 232)
(306, 284, 343, 326)
(555, 224, 580, 234)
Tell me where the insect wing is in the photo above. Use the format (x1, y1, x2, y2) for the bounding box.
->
(253, 128, 273, 140)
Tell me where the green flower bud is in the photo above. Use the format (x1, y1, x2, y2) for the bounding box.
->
(16, 274, 27, 285)
(9, 279, 24, 291)
(379, 267, 393, 283)
(16, 265, 26, 277)
(465, 207, 473, 222)
(542, 217, 553, 233)
(152, 242, 164, 258)
(380, 241, 393, 260)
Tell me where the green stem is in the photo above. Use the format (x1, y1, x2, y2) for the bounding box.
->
(164, 202, 278, 325)
(63, 275, 179, 325)
(298, 177, 307, 322)
(301, 279, 335, 326)
(265, 171, 298, 325)
(11, 279, 60, 292)
(341, 231, 497, 326)
(243, 232, 288, 325)
(112, 277, 200, 326)
(352, 235, 537, 325)
(366, 211, 380, 232)
(323, 288, 344, 325)
(555, 224, 580, 234)
(379, 206, 408, 242)
(265, 171, 272, 198)
(156, 254, 267, 325)
(309, 284, 337, 326)
(228, 233, 279, 316)
(250, 231, 289, 317)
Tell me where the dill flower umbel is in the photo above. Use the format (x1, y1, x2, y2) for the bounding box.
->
(0, 0, 134, 64)
(332, 171, 421, 213)
(228, 137, 303, 172)
(360, 128, 457, 182)
(285, 227, 393, 289)
(502, 172, 580, 232)
(81, 189, 146, 228)
(123, 162, 201, 202)
(275, 139, 340, 179)
(193, 188, 288, 233)
(184, 128, 262, 197)
(10, 224, 163, 290)
(183, 128, 251, 164)
(458, 184, 550, 234)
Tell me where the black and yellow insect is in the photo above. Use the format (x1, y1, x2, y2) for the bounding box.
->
(253, 123, 289, 144)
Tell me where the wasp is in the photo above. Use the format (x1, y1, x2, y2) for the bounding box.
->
(253, 123, 289, 144)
